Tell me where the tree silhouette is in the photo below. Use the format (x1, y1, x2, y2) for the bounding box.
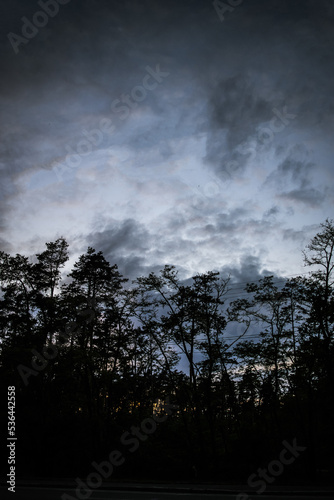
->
(0, 220, 333, 481)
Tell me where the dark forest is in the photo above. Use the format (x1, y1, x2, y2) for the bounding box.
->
(1, 219, 333, 485)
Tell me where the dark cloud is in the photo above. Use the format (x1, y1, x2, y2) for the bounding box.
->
(283, 227, 310, 244)
(279, 188, 325, 208)
(85, 216, 196, 280)
(220, 254, 274, 285)
(264, 145, 328, 207)
(263, 206, 280, 219)
(203, 0, 334, 182)
(265, 157, 314, 190)
(86, 218, 150, 256)
(205, 74, 273, 177)
(0, 0, 332, 279)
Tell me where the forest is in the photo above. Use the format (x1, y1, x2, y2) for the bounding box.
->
(0, 219, 333, 484)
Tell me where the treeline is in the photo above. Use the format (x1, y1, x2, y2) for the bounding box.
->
(0, 220, 333, 483)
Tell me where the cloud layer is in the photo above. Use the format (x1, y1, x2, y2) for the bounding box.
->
(0, 0, 333, 281)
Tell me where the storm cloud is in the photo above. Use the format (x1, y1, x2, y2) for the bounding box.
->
(0, 0, 333, 282)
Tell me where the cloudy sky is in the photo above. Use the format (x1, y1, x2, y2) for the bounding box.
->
(1, 0, 333, 284)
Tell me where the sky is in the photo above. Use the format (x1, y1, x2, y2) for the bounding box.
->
(1, 0, 333, 286)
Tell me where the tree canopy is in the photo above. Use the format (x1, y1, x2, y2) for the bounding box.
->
(1, 221, 333, 482)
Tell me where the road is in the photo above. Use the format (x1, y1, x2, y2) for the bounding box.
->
(2, 487, 333, 500)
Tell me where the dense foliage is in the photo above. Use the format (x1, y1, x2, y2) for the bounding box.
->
(0, 220, 333, 483)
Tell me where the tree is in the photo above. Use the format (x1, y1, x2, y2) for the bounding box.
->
(133, 265, 234, 465)
(303, 218, 334, 343)
(58, 247, 132, 421)
(31, 237, 69, 344)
